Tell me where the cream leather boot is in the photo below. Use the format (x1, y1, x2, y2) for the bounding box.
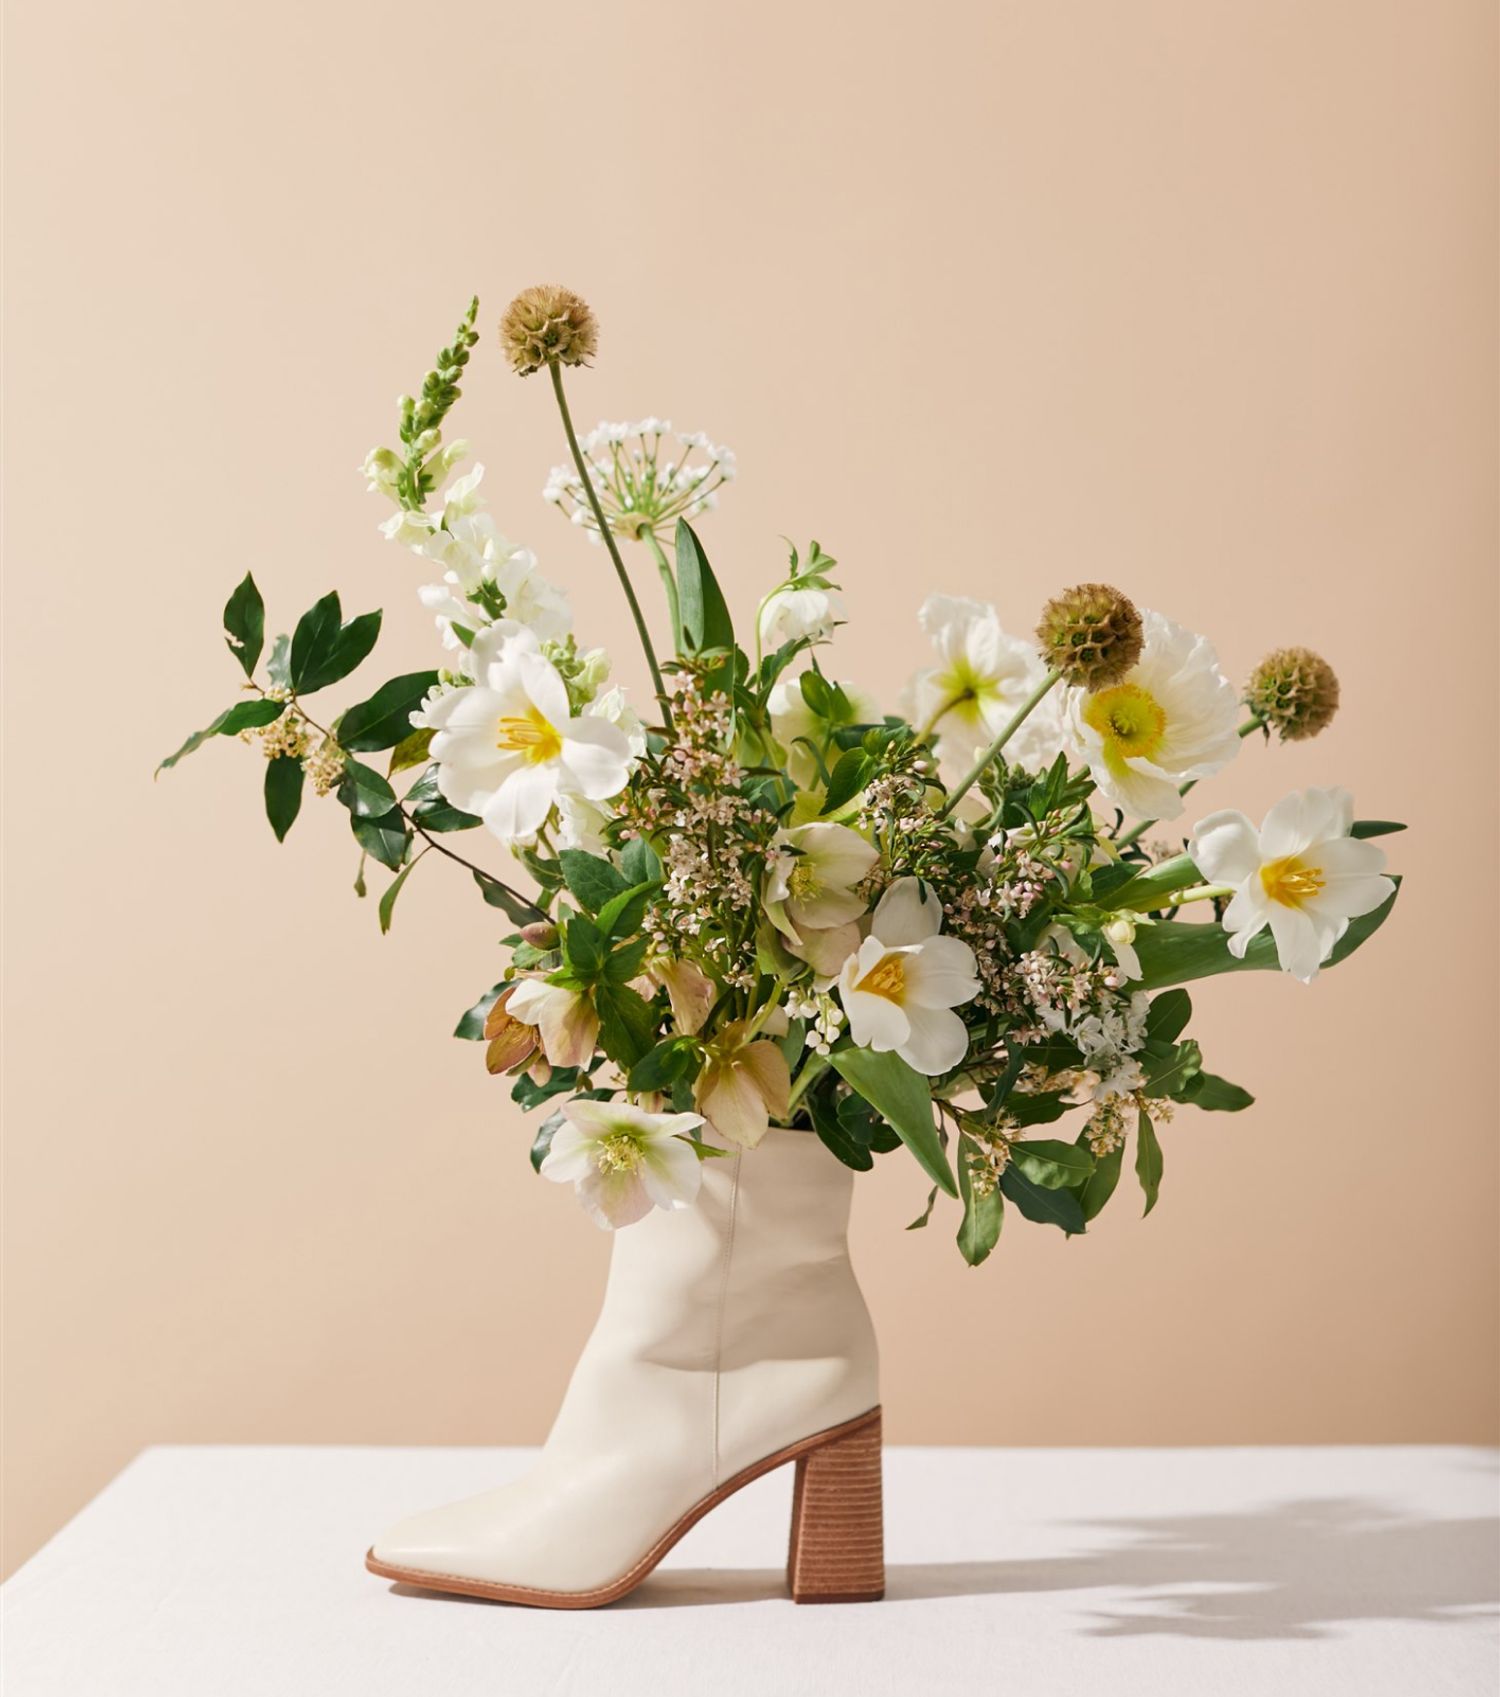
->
(366, 1127, 883, 1607)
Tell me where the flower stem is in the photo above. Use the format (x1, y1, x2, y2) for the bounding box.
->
(786, 1050, 830, 1113)
(938, 669, 1062, 821)
(1114, 715, 1267, 850)
(547, 362, 671, 725)
(1168, 882, 1234, 906)
(644, 530, 684, 654)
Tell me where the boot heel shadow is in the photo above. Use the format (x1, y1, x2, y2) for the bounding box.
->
(786, 1408, 885, 1603)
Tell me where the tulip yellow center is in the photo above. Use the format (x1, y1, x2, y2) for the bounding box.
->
(595, 1131, 644, 1174)
(857, 952, 908, 1003)
(496, 705, 562, 764)
(1083, 683, 1167, 764)
(1260, 855, 1325, 908)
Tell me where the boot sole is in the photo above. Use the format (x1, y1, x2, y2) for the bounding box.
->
(365, 1404, 884, 1608)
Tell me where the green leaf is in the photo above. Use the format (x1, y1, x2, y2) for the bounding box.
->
(1350, 820, 1407, 839)
(1144, 1038, 1202, 1098)
(156, 698, 285, 773)
(1145, 988, 1193, 1045)
(675, 519, 734, 655)
(807, 1093, 875, 1173)
(829, 1048, 957, 1197)
(621, 837, 661, 885)
(531, 1111, 563, 1173)
(629, 1036, 700, 1094)
(956, 1147, 1004, 1266)
(1131, 881, 1400, 989)
(454, 982, 505, 1040)
(598, 882, 654, 940)
(264, 755, 304, 842)
(1005, 1090, 1071, 1128)
(388, 728, 436, 774)
(999, 1165, 1086, 1234)
(378, 851, 424, 934)
(603, 936, 651, 984)
(563, 914, 606, 979)
(1011, 1139, 1095, 1189)
(595, 982, 657, 1068)
(1135, 1108, 1163, 1215)
(472, 870, 542, 924)
(338, 672, 440, 751)
(1180, 1071, 1255, 1111)
(223, 573, 265, 677)
(1101, 853, 1200, 912)
(351, 806, 409, 871)
(288, 592, 383, 694)
(1078, 1140, 1124, 1222)
(820, 749, 872, 815)
(799, 670, 834, 716)
(336, 758, 396, 818)
(559, 849, 629, 913)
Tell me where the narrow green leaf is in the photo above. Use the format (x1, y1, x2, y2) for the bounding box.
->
(1180, 1071, 1255, 1111)
(999, 1165, 1086, 1234)
(675, 519, 734, 655)
(289, 592, 383, 694)
(264, 755, 304, 842)
(223, 573, 265, 677)
(1144, 1038, 1202, 1098)
(956, 1146, 1004, 1266)
(156, 698, 284, 773)
(1078, 1140, 1124, 1222)
(1135, 1108, 1164, 1215)
(341, 673, 441, 751)
(388, 727, 436, 774)
(471, 870, 543, 923)
(1101, 853, 1201, 912)
(336, 758, 397, 819)
(820, 749, 872, 815)
(829, 1048, 957, 1197)
(351, 806, 409, 870)
(1145, 988, 1193, 1045)
(378, 851, 424, 934)
(1011, 1139, 1095, 1189)
(531, 1111, 563, 1173)
(807, 1093, 876, 1173)
(1350, 820, 1407, 839)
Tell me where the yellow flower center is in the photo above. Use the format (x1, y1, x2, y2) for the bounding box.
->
(496, 705, 562, 764)
(595, 1131, 643, 1174)
(787, 860, 820, 899)
(857, 952, 908, 1003)
(1260, 855, 1325, 908)
(1082, 682, 1167, 764)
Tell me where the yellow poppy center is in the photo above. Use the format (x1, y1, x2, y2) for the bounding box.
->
(1082, 682, 1167, 763)
(496, 705, 562, 764)
(857, 953, 908, 1003)
(1260, 855, 1325, 908)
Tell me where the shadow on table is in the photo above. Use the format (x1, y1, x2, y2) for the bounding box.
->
(623, 1490, 1500, 1639)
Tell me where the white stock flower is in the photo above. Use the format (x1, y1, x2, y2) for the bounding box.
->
(765, 822, 878, 935)
(837, 877, 979, 1076)
(1190, 787, 1394, 983)
(420, 628, 634, 844)
(758, 585, 844, 651)
(540, 1100, 705, 1230)
(1064, 610, 1239, 820)
(908, 595, 1065, 772)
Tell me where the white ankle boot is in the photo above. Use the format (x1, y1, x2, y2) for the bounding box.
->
(367, 1127, 884, 1607)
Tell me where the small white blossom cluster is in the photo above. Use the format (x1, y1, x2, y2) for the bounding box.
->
(543, 420, 735, 543)
(785, 986, 845, 1056)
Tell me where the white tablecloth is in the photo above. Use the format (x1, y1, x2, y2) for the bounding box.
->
(4, 1445, 1496, 1695)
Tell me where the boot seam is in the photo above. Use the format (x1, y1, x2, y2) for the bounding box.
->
(710, 1150, 743, 1488)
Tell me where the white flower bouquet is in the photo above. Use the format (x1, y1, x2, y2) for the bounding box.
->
(164, 289, 1404, 1261)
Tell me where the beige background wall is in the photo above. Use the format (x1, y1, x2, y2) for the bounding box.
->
(3, 0, 1496, 1578)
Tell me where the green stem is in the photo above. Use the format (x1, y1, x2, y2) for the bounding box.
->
(644, 530, 684, 654)
(938, 669, 1062, 821)
(786, 1050, 830, 1113)
(547, 362, 671, 725)
(1168, 882, 1234, 906)
(1115, 715, 1267, 850)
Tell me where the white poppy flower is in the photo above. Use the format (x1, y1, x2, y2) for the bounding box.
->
(765, 822, 878, 934)
(759, 585, 844, 651)
(422, 629, 633, 845)
(1190, 787, 1395, 983)
(908, 595, 1066, 772)
(505, 978, 600, 1069)
(540, 1100, 706, 1230)
(1065, 610, 1240, 820)
(836, 877, 980, 1076)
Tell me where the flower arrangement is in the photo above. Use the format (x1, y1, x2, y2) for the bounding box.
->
(163, 290, 1404, 1262)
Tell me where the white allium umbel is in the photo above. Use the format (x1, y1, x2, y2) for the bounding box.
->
(543, 420, 734, 543)
(836, 878, 981, 1076)
(1190, 788, 1395, 983)
(540, 1100, 706, 1230)
(417, 626, 634, 843)
(908, 595, 1066, 771)
(1064, 610, 1241, 820)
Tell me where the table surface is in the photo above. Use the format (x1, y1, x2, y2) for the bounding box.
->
(4, 1444, 1497, 1696)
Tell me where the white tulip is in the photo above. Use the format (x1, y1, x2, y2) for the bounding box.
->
(837, 877, 979, 1076)
(1190, 787, 1395, 983)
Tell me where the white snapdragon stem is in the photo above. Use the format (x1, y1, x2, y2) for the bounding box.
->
(547, 363, 671, 726)
(938, 668, 1063, 821)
